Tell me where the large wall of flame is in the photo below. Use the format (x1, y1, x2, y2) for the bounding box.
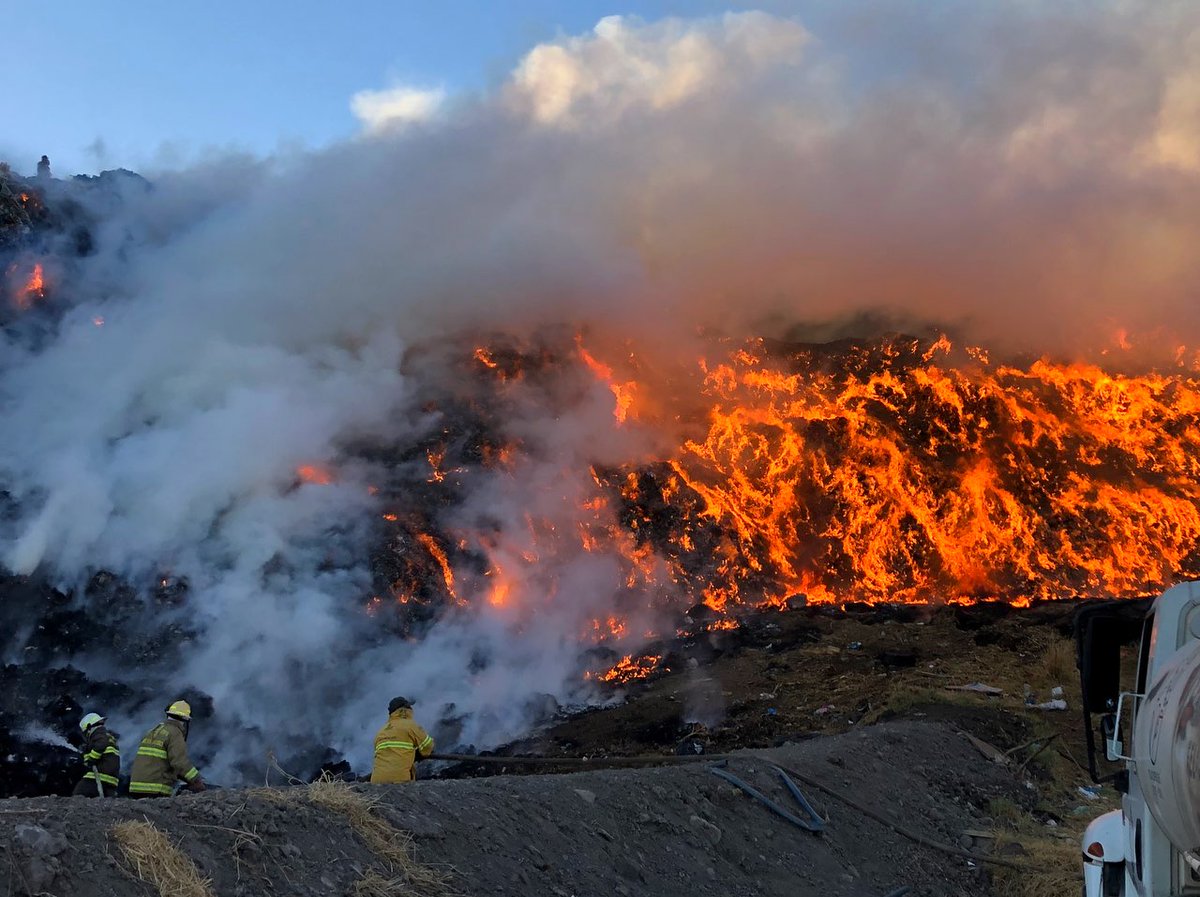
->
(656, 338, 1200, 606)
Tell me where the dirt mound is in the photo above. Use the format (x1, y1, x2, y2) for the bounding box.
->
(0, 720, 1023, 897)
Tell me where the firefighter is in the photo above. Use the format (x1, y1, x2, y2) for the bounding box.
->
(128, 700, 206, 797)
(370, 696, 434, 783)
(72, 712, 120, 797)
(36, 155, 50, 179)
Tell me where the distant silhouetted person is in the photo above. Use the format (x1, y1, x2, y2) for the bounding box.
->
(36, 155, 50, 179)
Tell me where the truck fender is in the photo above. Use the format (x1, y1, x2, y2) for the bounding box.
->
(1082, 810, 1125, 897)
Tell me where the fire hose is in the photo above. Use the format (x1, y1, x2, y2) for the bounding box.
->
(426, 751, 1043, 872)
(427, 751, 734, 767)
(707, 761, 825, 833)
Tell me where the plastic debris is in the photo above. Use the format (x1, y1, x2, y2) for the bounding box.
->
(847, 641, 863, 650)
(946, 682, 1003, 695)
(1077, 785, 1102, 800)
(814, 704, 835, 716)
(766, 707, 778, 716)
(1034, 699, 1068, 711)
(1050, 685, 1064, 698)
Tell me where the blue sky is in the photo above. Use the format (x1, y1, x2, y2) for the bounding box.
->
(0, 1, 817, 176)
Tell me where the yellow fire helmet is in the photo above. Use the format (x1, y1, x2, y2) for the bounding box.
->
(166, 700, 192, 720)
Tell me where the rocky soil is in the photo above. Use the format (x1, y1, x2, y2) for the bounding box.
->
(1, 719, 1023, 897)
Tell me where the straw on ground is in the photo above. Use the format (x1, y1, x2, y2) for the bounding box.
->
(304, 774, 452, 896)
(111, 819, 215, 897)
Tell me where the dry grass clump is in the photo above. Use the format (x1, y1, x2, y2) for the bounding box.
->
(243, 785, 291, 803)
(990, 828, 1083, 897)
(305, 774, 452, 896)
(354, 870, 410, 897)
(1039, 638, 1076, 687)
(111, 819, 215, 897)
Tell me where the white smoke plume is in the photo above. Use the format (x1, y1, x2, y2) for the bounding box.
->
(2, 5, 1200, 777)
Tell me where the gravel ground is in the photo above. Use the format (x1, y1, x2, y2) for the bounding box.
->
(0, 719, 1022, 897)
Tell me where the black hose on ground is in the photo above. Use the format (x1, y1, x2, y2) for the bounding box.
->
(708, 765, 825, 832)
(768, 760, 1041, 873)
(426, 751, 1045, 873)
(427, 751, 731, 768)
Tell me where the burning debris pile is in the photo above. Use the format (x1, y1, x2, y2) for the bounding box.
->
(0, 161, 147, 323)
(371, 331, 1200, 630)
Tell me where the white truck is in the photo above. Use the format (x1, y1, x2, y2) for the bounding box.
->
(1077, 581, 1200, 896)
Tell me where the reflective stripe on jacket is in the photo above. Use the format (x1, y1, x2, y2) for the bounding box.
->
(129, 719, 199, 796)
(80, 727, 121, 788)
(370, 708, 434, 784)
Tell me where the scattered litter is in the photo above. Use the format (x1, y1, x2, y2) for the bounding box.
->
(1050, 685, 1064, 698)
(946, 682, 1003, 695)
(814, 704, 835, 716)
(1034, 699, 1068, 711)
(1077, 785, 1102, 800)
(847, 641, 863, 650)
(766, 707, 778, 716)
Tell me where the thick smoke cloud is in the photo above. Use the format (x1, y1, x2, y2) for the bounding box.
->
(2, 5, 1199, 776)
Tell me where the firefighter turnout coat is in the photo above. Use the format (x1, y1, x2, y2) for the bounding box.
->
(370, 707, 434, 783)
(73, 726, 120, 796)
(129, 719, 201, 796)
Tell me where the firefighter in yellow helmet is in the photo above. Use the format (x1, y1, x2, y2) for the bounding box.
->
(129, 700, 206, 797)
(370, 696, 434, 783)
(72, 712, 120, 797)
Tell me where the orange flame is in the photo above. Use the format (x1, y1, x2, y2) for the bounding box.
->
(657, 338, 1200, 608)
(427, 447, 446, 483)
(486, 567, 512, 607)
(598, 653, 663, 684)
(416, 533, 458, 601)
(295, 464, 333, 485)
(577, 338, 637, 424)
(14, 263, 45, 310)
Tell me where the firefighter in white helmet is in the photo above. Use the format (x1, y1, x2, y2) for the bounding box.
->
(128, 700, 206, 797)
(73, 712, 120, 797)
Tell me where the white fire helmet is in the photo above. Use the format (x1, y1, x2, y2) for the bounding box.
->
(79, 712, 105, 732)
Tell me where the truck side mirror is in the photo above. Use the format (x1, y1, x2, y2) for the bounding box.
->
(1101, 712, 1123, 761)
